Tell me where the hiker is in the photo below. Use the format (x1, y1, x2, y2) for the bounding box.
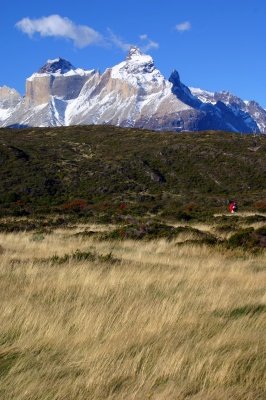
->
(229, 200, 238, 214)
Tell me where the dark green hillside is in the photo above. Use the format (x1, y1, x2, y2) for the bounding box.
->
(0, 125, 265, 218)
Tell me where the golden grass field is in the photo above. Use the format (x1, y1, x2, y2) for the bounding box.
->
(0, 220, 265, 399)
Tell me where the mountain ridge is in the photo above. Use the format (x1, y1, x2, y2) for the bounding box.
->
(1, 47, 265, 133)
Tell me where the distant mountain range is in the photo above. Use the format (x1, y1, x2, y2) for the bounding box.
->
(0, 47, 265, 133)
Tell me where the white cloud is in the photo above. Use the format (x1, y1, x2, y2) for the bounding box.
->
(107, 29, 132, 51)
(175, 21, 191, 32)
(16, 15, 159, 54)
(139, 34, 148, 41)
(139, 34, 159, 52)
(16, 15, 103, 48)
(107, 30, 159, 53)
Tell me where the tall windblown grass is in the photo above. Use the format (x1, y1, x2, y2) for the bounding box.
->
(0, 227, 265, 399)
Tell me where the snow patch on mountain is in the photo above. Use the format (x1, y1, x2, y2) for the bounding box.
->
(0, 108, 12, 121)
(191, 88, 265, 133)
(0, 86, 22, 123)
(190, 87, 216, 104)
(111, 46, 166, 90)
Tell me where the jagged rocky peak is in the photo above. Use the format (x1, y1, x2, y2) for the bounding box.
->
(0, 85, 21, 100)
(0, 86, 21, 108)
(213, 90, 247, 108)
(0, 86, 21, 123)
(215, 90, 236, 102)
(110, 46, 163, 90)
(25, 57, 93, 106)
(169, 70, 201, 108)
(126, 46, 149, 60)
(38, 58, 75, 74)
(123, 46, 155, 73)
(169, 69, 181, 85)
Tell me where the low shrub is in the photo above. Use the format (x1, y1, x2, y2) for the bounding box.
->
(254, 199, 266, 212)
(214, 304, 266, 319)
(50, 249, 119, 265)
(215, 223, 238, 233)
(175, 211, 193, 222)
(241, 214, 266, 224)
(227, 226, 266, 250)
(30, 233, 45, 242)
(62, 199, 88, 213)
(102, 221, 217, 243)
(227, 228, 256, 248)
(256, 226, 266, 236)
(72, 230, 97, 237)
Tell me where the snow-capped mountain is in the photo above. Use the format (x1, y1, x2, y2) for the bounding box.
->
(65, 47, 198, 130)
(190, 88, 266, 134)
(3, 57, 95, 127)
(0, 48, 265, 133)
(0, 86, 21, 124)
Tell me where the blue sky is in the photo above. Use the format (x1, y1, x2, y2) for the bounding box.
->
(1, 0, 266, 107)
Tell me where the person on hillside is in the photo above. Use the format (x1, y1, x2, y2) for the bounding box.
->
(229, 200, 238, 214)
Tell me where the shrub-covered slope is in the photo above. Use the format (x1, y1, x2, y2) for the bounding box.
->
(0, 125, 265, 216)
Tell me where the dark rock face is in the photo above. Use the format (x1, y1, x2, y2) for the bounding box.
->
(215, 101, 259, 133)
(186, 90, 262, 133)
(169, 70, 201, 108)
(48, 75, 92, 100)
(169, 73, 261, 133)
(38, 58, 75, 74)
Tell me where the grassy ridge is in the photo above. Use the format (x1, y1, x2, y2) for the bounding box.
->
(0, 126, 265, 217)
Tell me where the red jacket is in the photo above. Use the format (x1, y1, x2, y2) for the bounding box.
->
(229, 202, 236, 213)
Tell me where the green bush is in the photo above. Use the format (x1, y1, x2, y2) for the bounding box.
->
(102, 222, 217, 243)
(215, 223, 238, 233)
(227, 227, 266, 250)
(256, 226, 266, 236)
(175, 211, 193, 222)
(49, 250, 119, 265)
